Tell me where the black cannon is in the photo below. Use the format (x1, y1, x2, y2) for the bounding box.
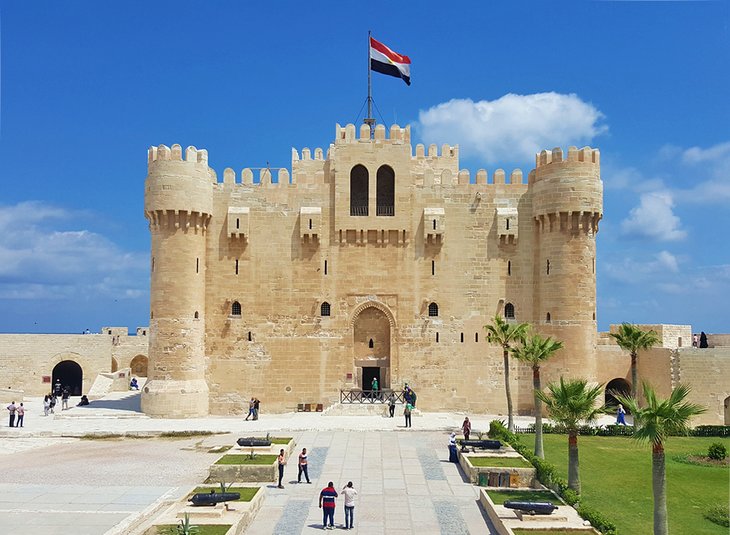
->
(504, 501, 558, 515)
(237, 437, 271, 447)
(459, 439, 502, 450)
(190, 491, 241, 506)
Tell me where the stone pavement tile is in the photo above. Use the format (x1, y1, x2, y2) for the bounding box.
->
(29, 491, 87, 504)
(410, 522, 444, 535)
(426, 479, 453, 495)
(404, 483, 430, 495)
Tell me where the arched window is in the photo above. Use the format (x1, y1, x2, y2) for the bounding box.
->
(505, 302, 515, 319)
(194, 311, 199, 319)
(546, 312, 551, 323)
(376, 165, 395, 216)
(231, 301, 242, 316)
(369, 339, 374, 349)
(321, 302, 331, 316)
(350, 164, 369, 216)
(428, 302, 439, 317)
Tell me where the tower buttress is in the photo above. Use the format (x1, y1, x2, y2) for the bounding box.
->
(142, 144, 214, 417)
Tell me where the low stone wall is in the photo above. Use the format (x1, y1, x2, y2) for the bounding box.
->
(459, 452, 537, 487)
(207, 461, 277, 484)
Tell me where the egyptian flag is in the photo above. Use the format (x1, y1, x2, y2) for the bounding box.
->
(370, 37, 411, 86)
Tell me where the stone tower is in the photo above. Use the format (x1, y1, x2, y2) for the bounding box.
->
(142, 144, 213, 417)
(530, 147, 602, 382)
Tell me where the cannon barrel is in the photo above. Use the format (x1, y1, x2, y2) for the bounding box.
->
(459, 439, 502, 449)
(190, 491, 241, 506)
(503, 501, 558, 515)
(237, 437, 272, 447)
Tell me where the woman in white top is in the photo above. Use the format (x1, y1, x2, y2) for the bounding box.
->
(341, 481, 358, 530)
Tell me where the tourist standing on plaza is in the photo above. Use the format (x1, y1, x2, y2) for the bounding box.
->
(341, 481, 358, 529)
(699, 331, 709, 348)
(49, 395, 56, 413)
(245, 397, 255, 421)
(404, 403, 413, 428)
(461, 416, 471, 441)
(448, 433, 459, 462)
(253, 397, 260, 420)
(319, 481, 338, 529)
(298, 447, 311, 483)
(371, 377, 379, 400)
(277, 448, 287, 488)
(61, 388, 70, 410)
(404, 384, 418, 407)
(616, 403, 626, 425)
(387, 392, 396, 417)
(7, 401, 17, 427)
(43, 396, 50, 416)
(16, 403, 25, 427)
(53, 379, 62, 398)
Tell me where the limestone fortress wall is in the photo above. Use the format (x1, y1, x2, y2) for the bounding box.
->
(1, 123, 727, 423)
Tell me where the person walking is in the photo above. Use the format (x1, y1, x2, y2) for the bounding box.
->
(461, 416, 472, 441)
(16, 403, 25, 427)
(298, 448, 311, 483)
(448, 433, 459, 462)
(341, 481, 358, 529)
(387, 392, 396, 417)
(319, 481, 338, 529)
(277, 449, 287, 488)
(371, 377, 379, 400)
(616, 403, 626, 425)
(61, 388, 70, 410)
(245, 397, 255, 421)
(404, 403, 413, 428)
(7, 401, 17, 427)
(253, 398, 260, 420)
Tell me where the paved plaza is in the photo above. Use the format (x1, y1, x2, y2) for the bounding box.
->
(0, 393, 614, 534)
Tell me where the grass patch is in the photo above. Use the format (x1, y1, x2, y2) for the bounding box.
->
(271, 437, 292, 445)
(469, 456, 532, 468)
(156, 524, 231, 535)
(530, 434, 730, 535)
(188, 486, 259, 502)
(487, 489, 555, 505)
(208, 445, 233, 454)
(159, 430, 217, 439)
(513, 531, 590, 535)
(215, 454, 277, 465)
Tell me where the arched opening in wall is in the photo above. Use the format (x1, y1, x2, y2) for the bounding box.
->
(350, 164, 369, 216)
(130, 355, 149, 377)
(52, 360, 83, 396)
(428, 302, 439, 317)
(321, 302, 331, 316)
(194, 311, 199, 319)
(605, 378, 631, 411)
(725, 396, 730, 425)
(376, 165, 395, 216)
(505, 302, 515, 319)
(231, 301, 242, 316)
(353, 305, 392, 391)
(111, 357, 118, 373)
(546, 312, 551, 323)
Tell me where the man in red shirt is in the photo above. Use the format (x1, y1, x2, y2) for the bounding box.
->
(318, 481, 338, 529)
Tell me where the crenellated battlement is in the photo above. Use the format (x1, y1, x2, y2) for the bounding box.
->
(148, 144, 209, 166)
(534, 146, 600, 169)
(334, 123, 411, 145)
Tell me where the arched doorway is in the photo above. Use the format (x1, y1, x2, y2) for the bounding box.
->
(130, 355, 149, 377)
(605, 378, 631, 410)
(52, 360, 83, 396)
(352, 304, 392, 391)
(111, 357, 119, 373)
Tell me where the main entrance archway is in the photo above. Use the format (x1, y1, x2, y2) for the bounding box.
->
(52, 360, 83, 396)
(352, 303, 393, 390)
(605, 378, 631, 410)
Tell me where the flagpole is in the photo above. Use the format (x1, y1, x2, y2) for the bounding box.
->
(365, 30, 375, 135)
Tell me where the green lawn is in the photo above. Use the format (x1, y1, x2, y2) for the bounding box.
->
(469, 456, 532, 468)
(188, 486, 260, 501)
(271, 437, 292, 444)
(487, 489, 556, 505)
(512, 530, 593, 535)
(527, 434, 729, 535)
(215, 454, 277, 465)
(156, 525, 231, 535)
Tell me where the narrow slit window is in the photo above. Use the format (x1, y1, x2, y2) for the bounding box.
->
(475, 332, 479, 342)
(309, 218, 312, 230)
(194, 311, 199, 319)
(248, 331, 252, 341)
(460, 332, 464, 343)
(324, 260, 328, 275)
(431, 260, 435, 276)
(236, 218, 240, 229)
(235, 259, 239, 275)
(196, 258, 199, 273)
(433, 219, 437, 230)
(507, 260, 511, 276)
(436, 332, 439, 343)
(506, 218, 510, 230)
(151, 257, 155, 272)
(546, 259, 550, 275)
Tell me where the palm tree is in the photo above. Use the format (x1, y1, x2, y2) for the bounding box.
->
(485, 315, 529, 432)
(616, 383, 706, 535)
(512, 334, 564, 459)
(609, 323, 660, 398)
(536, 377, 604, 494)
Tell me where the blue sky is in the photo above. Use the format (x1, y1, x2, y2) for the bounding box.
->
(1, 1, 728, 334)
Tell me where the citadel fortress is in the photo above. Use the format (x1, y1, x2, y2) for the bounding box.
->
(1, 123, 728, 423)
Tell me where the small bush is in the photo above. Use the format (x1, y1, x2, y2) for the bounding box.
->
(704, 503, 729, 527)
(561, 488, 580, 506)
(708, 442, 727, 461)
(692, 425, 730, 437)
(577, 503, 618, 535)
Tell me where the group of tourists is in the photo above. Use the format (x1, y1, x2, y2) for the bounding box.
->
(6, 401, 25, 427)
(276, 447, 358, 529)
(245, 397, 261, 420)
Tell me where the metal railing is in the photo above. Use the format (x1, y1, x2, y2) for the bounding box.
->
(339, 389, 405, 404)
(376, 205, 394, 216)
(350, 206, 368, 216)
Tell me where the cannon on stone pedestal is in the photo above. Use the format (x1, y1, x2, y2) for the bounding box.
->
(504, 501, 558, 515)
(237, 437, 271, 447)
(459, 439, 502, 450)
(190, 491, 241, 506)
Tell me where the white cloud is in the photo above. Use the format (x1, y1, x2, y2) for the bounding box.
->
(603, 250, 681, 285)
(0, 201, 147, 300)
(620, 191, 686, 241)
(415, 92, 607, 164)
